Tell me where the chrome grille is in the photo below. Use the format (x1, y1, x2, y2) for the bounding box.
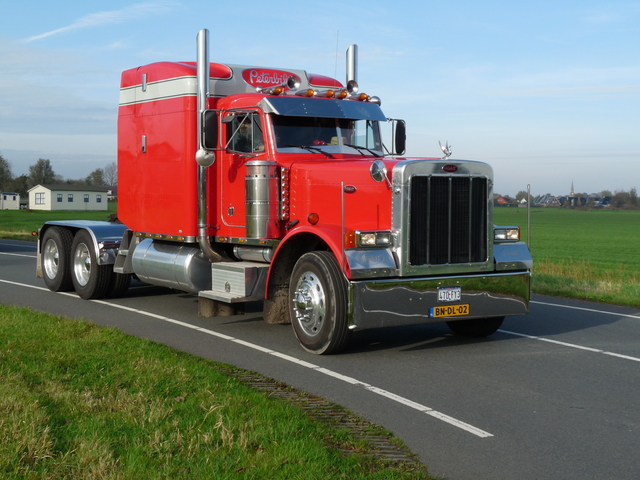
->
(409, 176, 487, 265)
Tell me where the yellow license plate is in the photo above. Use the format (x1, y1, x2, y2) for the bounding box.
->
(430, 304, 470, 318)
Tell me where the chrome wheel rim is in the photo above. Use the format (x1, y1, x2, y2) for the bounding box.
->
(73, 242, 91, 287)
(292, 271, 326, 337)
(43, 239, 60, 280)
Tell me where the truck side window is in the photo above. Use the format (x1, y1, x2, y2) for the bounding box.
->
(226, 113, 264, 153)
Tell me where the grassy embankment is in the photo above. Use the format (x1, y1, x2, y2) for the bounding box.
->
(494, 207, 640, 307)
(0, 305, 426, 479)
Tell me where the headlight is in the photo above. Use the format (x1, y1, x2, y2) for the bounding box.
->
(345, 231, 392, 248)
(494, 226, 520, 242)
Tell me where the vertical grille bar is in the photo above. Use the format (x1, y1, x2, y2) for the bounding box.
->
(409, 175, 487, 266)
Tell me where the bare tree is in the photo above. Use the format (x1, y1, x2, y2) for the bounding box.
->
(611, 190, 630, 208)
(103, 161, 117, 186)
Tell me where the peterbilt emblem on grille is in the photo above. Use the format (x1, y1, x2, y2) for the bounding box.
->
(343, 185, 357, 193)
(443, 164, 458, 173)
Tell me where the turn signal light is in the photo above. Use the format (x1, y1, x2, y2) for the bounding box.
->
(344, 231, 356, 248)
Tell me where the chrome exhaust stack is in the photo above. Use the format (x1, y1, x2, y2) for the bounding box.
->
(196, 28, 222, 262)
(346, 44, 358, 85)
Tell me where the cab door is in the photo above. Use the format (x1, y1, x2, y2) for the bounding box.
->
(219, 111, 268, 235)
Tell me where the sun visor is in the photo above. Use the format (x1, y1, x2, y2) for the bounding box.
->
(259, 96, 386, 121)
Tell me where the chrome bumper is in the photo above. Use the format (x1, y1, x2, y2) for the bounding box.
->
(348, 271, 531, 330)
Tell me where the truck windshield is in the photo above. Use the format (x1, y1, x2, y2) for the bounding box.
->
(272, 116, 383, 156)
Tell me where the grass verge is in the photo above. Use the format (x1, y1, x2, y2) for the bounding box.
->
(495, 207, 640, 307)
(0, 305, 428, 479)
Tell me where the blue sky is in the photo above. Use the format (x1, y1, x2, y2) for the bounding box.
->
(1, 0, 638, 196)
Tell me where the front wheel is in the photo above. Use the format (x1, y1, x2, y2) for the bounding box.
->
(70, 230, 112, 300)
(446, 316, 505, 337)
(289, 251, 350, 355)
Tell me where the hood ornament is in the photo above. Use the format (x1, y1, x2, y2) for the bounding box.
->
(439, 141, 452, 159)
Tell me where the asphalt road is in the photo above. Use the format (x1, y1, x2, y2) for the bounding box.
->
(2, 238, 640, 479)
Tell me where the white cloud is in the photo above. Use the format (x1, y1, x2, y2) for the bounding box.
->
(22, 2, 179, 43)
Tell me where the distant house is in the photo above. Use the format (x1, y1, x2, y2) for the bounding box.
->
(107, 186, 118, 201)
(494, 195, 513, 206)
(27, 184, 109, 211)
(533, 195, 562, 207)
(1, 192, 20, 210)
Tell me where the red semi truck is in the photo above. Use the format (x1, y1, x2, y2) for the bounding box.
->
(37, 29, 532, 354)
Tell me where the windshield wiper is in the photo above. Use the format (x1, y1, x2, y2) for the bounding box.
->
(285, 144, 333, 158)
(344, 143, 381, 157)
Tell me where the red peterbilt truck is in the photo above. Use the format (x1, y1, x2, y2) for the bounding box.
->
(37, 29, 532, 354)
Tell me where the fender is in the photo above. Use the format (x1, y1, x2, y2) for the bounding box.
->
(264, 223, 345, 300)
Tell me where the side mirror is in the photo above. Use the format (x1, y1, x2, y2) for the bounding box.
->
(203, 110, 218, 149)
(196, 110, 217, 167)
(394, 119, 406, 156)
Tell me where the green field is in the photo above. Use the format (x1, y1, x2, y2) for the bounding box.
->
(495, 207, 640, 307)
(0, 204, 117, 240)
(2, 205, 639, 306)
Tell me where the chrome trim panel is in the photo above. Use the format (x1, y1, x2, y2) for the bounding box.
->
(348, 271, 530, 330)
(345, 248, 397, 279)
(494, 243, 533, 270)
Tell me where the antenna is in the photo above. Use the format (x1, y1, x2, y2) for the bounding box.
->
(334, 30, 339, 79)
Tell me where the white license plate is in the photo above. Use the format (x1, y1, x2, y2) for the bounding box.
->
(438, 286, 461, 303)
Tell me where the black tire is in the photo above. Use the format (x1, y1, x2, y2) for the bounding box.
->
(41, 227, 74, 292)
(70, 230, 112, 300)
(107, 272, 132, 298)
(446, 316, 505, 337)
(289, 251, 350, 354)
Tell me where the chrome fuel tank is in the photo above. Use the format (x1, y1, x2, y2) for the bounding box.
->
(131, 238, 211, 293)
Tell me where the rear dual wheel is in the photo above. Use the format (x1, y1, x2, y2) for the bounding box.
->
(42, 227, 74, 292)
(71, 230, 113, 300)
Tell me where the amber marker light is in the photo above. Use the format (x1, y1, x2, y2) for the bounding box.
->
(357, 93, 369, 101)
(273, 86, 284, 95)
(31, 231, 38, 237)
(325, 89, 335, 98)
(344, 231, 356, 248)
(308, 213, 320, 225)
(337, 90, 349, 99)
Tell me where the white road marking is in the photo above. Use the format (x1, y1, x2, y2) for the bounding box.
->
(0, 278, 494, 438)
(0, 252, 35, 258)
(531, 299, 640, 320)
(498, 329, 640, 362)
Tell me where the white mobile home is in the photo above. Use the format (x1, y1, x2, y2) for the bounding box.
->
(28, 184, 109, 211)
(1, 192, 21, 210)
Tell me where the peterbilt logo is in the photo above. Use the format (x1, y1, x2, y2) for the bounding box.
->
(242, 69, 300, 88)
(443, 164, 458, 173)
